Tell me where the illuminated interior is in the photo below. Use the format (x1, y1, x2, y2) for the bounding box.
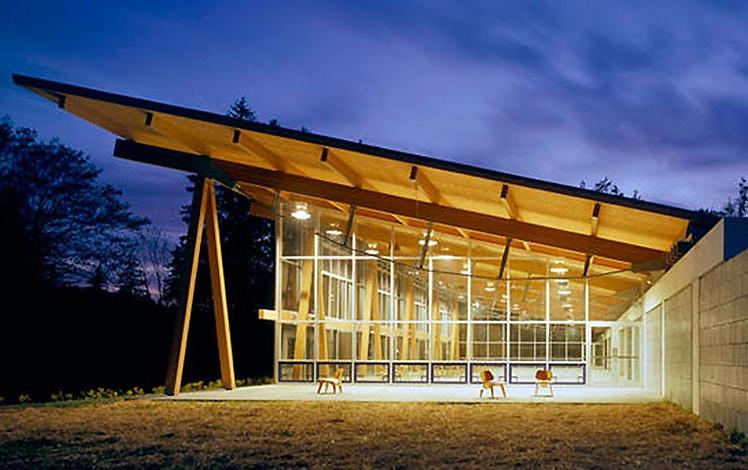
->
(265, 199, 649, 386)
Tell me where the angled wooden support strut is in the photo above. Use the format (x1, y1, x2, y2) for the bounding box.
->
(419, 221, 434, 269)
(164, 177, 236, 396)
(499, 238, 512, 279)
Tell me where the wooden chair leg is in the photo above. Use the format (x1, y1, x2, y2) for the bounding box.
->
(490, 386, 495, 398)
(499, 383, 507, 398)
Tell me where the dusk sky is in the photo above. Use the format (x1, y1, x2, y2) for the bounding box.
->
(2, 1, 747, 241)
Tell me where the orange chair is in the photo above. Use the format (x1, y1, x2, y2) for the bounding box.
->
(317, 368, 344, 394)
(534, 369, 553, 397)
(479, 369, 507, 398)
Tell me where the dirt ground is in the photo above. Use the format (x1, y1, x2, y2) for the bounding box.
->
(0, 399, 746, 469)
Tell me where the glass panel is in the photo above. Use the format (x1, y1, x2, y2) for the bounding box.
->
(320, 258, 353, 321)
(279, 323, 314, 360)
(356, 259, 391, 321)
(281, 200, 314, 257)
(278, 362, 314, 382)
(355, 362, 390, 382)
(394, 269, 427, 321)
(432, 321, 462, 361)
(551, 364, 586, 384)
(470, 322, 506, 360)
(509, 364, 546, 383)
(433, 269, 469, 321)
(316, 362, 352, 382)
(549, 323, 586, 361)
(280, 257, 315, 317)
(356, 326, 391, 361)
(550, 276, 585, 321)
(432, 363, 467, 383)
(355, 218, 391, 259)
(394, 322, 429, 360)
(319, 212, 348, 255)
(509, 323, 547, 361)
(318, 322, 353, 360)
(507, 253, 547, 321)
(393, 363, 429, 383)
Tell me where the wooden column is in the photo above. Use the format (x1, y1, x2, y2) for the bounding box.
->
(358, 260, 379, 376)
(204, 182, 235, 390)
(450, 298, 460, 360)
(317, 260, 329, 377)
(165, 178, 208, 396)
(400, 278, 413, 360)
(293, 230, 315, 379)
(165, 178, 236, 395)
(432, 296, 442, 361)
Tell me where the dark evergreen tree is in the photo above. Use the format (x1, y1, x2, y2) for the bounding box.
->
(227, 97, 257, 122)
(580, 176, 642, 200)
(710, 177, 748, 217)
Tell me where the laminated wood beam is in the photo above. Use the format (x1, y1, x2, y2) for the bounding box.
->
(321, 147, 362, 187)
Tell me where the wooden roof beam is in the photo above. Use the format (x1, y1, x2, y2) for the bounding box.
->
(321, 147, 363, 187)
(456, 227, 470, 239)
(500, 184, 521, 221)
(232, 130, 289, 172)
(591, 203, 601, 236)
(410, 166, 442, 204)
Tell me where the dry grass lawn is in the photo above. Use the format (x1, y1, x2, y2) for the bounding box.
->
(1, 399, 747, 469)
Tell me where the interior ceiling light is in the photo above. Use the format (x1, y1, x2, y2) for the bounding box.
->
(418, 232, 438, 246)
(550, 266, 569, 275)
(364, 243, 379, 255)
(325, 223, 343, 236)
(558, 289, 572, 296)
(484, 281, 496, 292)
(291, 202, 311, 220)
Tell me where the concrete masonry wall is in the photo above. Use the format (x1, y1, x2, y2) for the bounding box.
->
(645, 305, 662, 395)
(699, 247, 748, 434)
(664, 285, 693, 411)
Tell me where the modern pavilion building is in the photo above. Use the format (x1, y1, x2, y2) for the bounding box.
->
(14, 74, 748, 434)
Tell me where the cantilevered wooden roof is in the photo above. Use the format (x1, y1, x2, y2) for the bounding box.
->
(13, 73, 718, 278)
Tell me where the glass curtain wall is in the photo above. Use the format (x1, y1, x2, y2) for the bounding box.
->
(275, 201, 636, 386)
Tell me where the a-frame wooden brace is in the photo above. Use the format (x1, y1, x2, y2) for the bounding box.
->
(165, 177, 236, 396)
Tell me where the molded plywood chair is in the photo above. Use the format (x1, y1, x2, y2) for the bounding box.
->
(479, 369, 507, 398)
(534, 369, 553, 397)
(317, 368, 344, 394)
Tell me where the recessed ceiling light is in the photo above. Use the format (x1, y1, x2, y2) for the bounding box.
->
(291, 202, 311, 220)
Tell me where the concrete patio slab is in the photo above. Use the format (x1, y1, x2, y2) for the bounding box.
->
(162, 383, 664, 403)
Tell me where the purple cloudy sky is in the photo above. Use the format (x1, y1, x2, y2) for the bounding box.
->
(2, 1, 747, 241)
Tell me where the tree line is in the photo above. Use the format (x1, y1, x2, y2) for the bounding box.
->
(0, 97, 276, 402)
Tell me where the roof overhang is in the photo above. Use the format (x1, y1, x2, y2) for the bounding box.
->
(13, 73, 720, 316)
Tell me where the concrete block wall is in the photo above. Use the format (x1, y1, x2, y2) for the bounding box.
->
(664, 285, 693, 410)
(645, 305, 662, 394)
(699, 248, 748, 434)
